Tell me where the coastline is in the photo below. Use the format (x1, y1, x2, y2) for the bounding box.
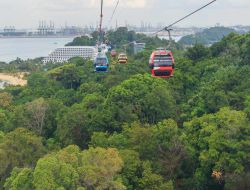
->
(0, 37, 73, 62)
(0, 81, 6, 89)
(0, 73, 27, 87)
(0, 35, 79, 39)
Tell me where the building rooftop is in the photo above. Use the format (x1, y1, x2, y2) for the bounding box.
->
(43, 46, 98, 63)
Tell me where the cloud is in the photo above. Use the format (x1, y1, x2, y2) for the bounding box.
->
(90, 0, 147, 8)
(34, 0, 148, 11)
(35, 0, 90, 12)
(0, 0, 250, 28)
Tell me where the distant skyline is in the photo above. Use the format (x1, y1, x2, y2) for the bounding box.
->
(1, 0, 250, 28)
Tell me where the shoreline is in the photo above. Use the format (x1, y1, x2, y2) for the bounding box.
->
(0, 35, 79, 39)
(0, 37, 74, 63)
(0, 73, 27, 87)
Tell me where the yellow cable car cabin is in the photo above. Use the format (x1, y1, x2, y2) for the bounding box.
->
(118, 53, 128, 64)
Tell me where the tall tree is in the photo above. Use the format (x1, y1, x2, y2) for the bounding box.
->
(106, 74, 176, 125)
(184, 107, 250, 189)
(0, 128, 46, 186)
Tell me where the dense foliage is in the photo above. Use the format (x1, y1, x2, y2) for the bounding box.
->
(64, 27, 181, 55)
(0, 30, 250, 190)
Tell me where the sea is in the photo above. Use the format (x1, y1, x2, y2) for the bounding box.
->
(0, 36, 183, 63)
(0, 37, 74, 63)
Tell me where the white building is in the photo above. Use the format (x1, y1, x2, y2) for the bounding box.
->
(43, 46, 97, 63)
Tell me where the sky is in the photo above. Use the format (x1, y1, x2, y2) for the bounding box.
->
(0, 0, 250, 28)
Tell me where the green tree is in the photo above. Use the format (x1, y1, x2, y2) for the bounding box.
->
(66, 35, 96, 46)
(184, 107, 250, 189)
(0, 131, 4, 143)
(4, 168, 34, 190)
(119, 149, 141, 190)
(91, 120, 186, 180)
(79, 147, 125, 190)
(0, 110, 7, 130)
(244, 96, 250, 118)
(0, 92, 13, 109)
(25, 98, 48, 135)
(56, 93, 110, 148)
(48, 64, 83, 89)
(185, 44, 210, 61)
(23, 72, 62, 101)
(0, 128, 46, 186)
(31, 145, 124, 190)
(33, 154, 79, 190)
(77, 82, 106, 100)
(106, 74, 176, 124)
(9, 98, 63, 138)
(138, 162, 173, 190)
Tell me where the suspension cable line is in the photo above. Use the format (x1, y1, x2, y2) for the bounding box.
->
(153, 0, 217, 35)
(108, 0, 120, 25)
(122, 0, 217, 47)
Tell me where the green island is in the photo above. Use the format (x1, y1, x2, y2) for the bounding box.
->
(179, 26, 237, 46)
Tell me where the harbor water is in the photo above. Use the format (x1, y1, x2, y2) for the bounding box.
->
(0, 37, 74, 63)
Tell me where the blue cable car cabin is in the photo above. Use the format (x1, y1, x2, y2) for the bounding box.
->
(94, 54, 109, 72)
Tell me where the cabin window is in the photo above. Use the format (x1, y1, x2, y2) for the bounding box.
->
(95, 58, 107, 66)
(154, 55, 173, 67)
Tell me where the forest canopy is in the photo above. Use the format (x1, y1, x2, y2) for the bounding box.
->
(0, 29, 250, 190)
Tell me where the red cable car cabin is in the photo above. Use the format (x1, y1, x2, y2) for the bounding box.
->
(110, 50, 117, 57)
(149, 49, 175, 78)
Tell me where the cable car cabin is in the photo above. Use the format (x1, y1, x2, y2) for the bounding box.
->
(110, 50, 117, 57)
(94, 54, 109, 72)
(118, 53, 128, 64)
(149, 49, 175, 78)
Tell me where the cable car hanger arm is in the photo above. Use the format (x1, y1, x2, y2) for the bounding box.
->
(108, 0, 120, 25)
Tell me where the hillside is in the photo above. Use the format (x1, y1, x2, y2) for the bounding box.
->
(0, 31, 249, 190)
(179, 26, 236, 45)
(65, 27, 182, 53)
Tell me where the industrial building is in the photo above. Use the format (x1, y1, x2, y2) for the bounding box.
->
(0, 26, 26, 37)
(42, 46, 97, 63)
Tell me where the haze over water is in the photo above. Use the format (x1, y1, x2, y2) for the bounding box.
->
(0, 37, 74, 63)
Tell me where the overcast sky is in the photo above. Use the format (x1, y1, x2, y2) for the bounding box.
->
(0, 0, 250, 28)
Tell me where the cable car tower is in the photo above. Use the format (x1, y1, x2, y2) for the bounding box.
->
(94, 0, 109, 72)
(98, 0, 104, 47)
